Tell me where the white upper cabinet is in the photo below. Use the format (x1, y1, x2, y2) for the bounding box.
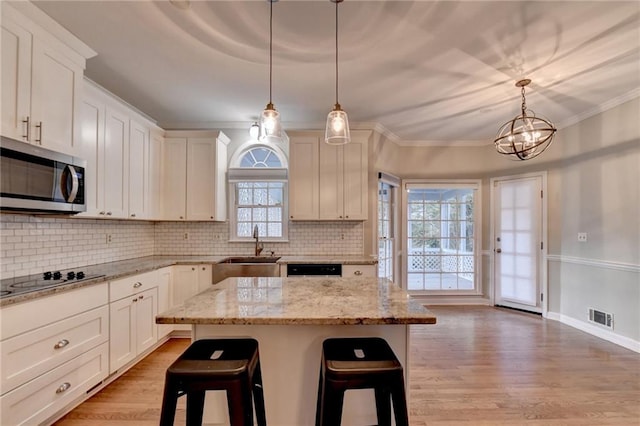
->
(0, 2, 95, 155)
(78, 81, 162, 220)
(163, 131, 229, 221)
(289, 130, 370, 221)
(289, 134, 320, 220)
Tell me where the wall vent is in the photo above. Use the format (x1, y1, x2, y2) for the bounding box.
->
(588, 308, 614, 329)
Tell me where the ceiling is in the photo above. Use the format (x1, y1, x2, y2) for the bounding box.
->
(32, 0, 640, 145)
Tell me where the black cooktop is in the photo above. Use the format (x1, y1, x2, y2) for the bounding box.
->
(1, 269, 105, 299)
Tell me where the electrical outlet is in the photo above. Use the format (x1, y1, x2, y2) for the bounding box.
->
(184, 233, 189, 240)
(106, 234, 112, 244)
(578, 232, 588, 242)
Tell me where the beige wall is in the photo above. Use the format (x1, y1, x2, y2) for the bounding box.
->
(370, 97, 640, 343)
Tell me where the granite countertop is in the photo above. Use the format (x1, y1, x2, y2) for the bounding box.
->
(0, 254, 377, 307)
(156, 276, 436, 326)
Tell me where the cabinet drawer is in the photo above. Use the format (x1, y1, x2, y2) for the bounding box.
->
(0, 342, 109, 426)
(342, 264, 377, 277)
(0, 283, 108, 340)
(109, 270, 158, 302)
(1, 305, 109, 395)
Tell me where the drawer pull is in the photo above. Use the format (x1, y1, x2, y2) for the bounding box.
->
(139, 294, 144, 300)
(133, 297, 138, 302)
(56, 382, 71, 394)
(353, 270, 363, 276)
(54, 339, 70, 350)
(133, 282, 142, 288)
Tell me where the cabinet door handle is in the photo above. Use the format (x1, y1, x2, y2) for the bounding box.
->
(132, 297, 138, 302)
(54, 339, 70, 349)
(353, 270, 362, 276)
(131, 213, 136, 218)
(35, 122, 43, 144)
(106, 212, 112, 216)
(133, 282, 142, 288)
(22, 117, 30, 141)
(139, 294, 144, 300)
(99, 211, 106, 215)
(56, 382, 71, 394)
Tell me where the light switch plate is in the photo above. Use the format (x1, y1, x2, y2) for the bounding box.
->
(578, 232, 588, 242)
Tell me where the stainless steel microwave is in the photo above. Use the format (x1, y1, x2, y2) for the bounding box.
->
(0, 136, 86, 214)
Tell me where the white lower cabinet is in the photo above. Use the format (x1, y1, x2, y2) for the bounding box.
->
(0, 342, 109, 426)
(157, 267, 173, 339)
(0, 283, 109, 426)
(109, 272, 159, 374)
(170, 264, 212, 331)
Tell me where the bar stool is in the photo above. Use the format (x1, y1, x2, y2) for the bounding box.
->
(315, 337, 409, 426)
(159, 338, 266, 426)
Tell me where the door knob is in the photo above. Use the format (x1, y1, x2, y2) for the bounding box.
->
(496, 248, 502, 253)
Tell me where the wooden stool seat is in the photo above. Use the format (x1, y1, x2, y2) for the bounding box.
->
(160, 338, 266, 426)
(316, 337, 409, 426)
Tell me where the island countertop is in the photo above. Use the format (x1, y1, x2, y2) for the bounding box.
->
(156, 276, 436, 326)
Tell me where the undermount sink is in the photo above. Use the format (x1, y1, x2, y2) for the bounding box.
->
(220, 256, 281, 264)
(213, 256, 282, 284)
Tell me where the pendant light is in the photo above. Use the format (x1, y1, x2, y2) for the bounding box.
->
(494, 79, 556, 160)
(260, 0, 282, 143)
(325, 0, 350, 145)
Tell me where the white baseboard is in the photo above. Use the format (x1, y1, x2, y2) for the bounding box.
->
(413, 295, 492, 305)
(546, 311, 640, 353)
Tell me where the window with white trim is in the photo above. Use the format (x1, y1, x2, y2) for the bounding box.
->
(404, 181, 481, 293)
(229, 146, 288, 241)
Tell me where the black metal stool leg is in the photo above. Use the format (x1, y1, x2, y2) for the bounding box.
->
(253, 360, 267, 426)
(186, 391, 206, 426)
(159, 374, 179, 426)
(375, 387, 392, 426)
(391, 376, 409, 426)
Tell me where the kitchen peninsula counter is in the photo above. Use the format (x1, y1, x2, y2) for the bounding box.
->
(156, 277, 435, 426)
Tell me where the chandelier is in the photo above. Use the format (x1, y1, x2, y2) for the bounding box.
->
(494, 79, 556, 160)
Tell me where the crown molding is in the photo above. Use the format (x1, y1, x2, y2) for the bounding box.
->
(556, 88, 640, 130)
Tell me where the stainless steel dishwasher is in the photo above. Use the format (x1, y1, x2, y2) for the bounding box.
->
(286, 264, 342, 277)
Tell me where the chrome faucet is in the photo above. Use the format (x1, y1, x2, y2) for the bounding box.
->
(253, 225, 264, 256)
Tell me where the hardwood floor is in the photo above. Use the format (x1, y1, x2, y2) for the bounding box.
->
(54, 306, 639, 425)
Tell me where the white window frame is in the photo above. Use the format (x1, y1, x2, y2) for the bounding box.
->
(401, 179, 482, 295)
(228, 145, 289, 242)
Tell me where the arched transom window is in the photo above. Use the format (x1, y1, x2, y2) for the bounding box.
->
(228, 146, 288, 242)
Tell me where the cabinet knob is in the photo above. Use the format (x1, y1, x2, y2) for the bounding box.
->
(131, 213, 136, 218)
(133, 282, 142, 288)
(54, 339, 70, 350)
(180, 216, 184, 220)
(353, 270, 363, 276)
(139, 294, 144, 300)
(192, 267, 196, 271)
(106, 212, 112, 216)
(99, 211, 106, 215)
(132, 297, 138, 302)
(345, 216, 349, 219)
(202, 267, 206, 271)
(290, 216, 293, 219)
(210, 216, 213, 219)
(56, 382, 71, 394)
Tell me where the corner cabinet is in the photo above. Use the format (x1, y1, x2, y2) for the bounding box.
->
(289, 130, 370, 221)
(163, 131, 229, 221)
(1, 2, 96, 155)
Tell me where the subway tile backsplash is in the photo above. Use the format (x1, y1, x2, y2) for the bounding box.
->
(1, 214, 363, 279)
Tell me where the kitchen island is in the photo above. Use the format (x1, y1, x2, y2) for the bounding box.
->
(156, 276, 436, 426)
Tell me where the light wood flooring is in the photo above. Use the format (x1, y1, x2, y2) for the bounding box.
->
(54, 306, 640, 425)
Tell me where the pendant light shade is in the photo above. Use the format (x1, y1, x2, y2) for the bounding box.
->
(260, 0, 282, 143)
(325, 0, 350, 145)
(494, 79, 556, 160)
